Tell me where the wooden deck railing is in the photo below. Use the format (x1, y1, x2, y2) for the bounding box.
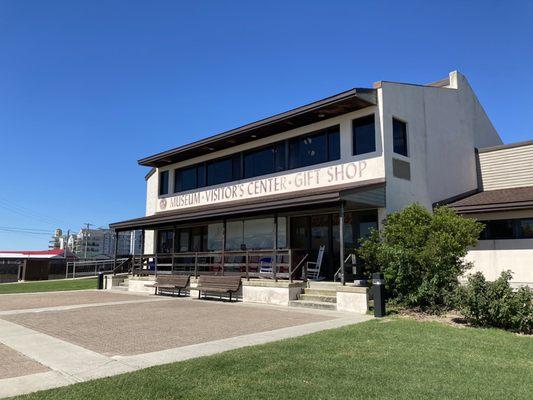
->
(130, 249, 309, 282)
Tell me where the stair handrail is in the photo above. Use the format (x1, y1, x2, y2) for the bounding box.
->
(290, 253, 309, 282)
(333, 253, 356, 282)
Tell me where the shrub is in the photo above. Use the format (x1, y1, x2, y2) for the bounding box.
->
(357, 204, 483, 313)
(459, 271, 533, 334)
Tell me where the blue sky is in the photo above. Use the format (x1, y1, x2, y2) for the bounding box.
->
(1, 0, 532, 249)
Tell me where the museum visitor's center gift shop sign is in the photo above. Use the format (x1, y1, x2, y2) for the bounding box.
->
(158, 158, 380, 212)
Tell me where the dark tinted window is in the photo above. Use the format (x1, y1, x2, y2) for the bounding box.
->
(244, 142, 286, 179)
(353, 115, 376, 155)
(207, 155, 241, 186)
(328, 126, 340, 161)
(157, 230, 173, 253)
(174, 166, 197, 193)
(393, 118, 408, 156)
(197, 163, 206, 188)
(244, 146, 275, 178)
(159, 171, 169, 195)
(289, 130, 328, 169)
(481, 220, 515, 240)
(519, 219, 533, 238)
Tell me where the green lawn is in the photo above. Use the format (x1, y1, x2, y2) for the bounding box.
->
(0, 277, 97, 294)
(13, 318, 533, 400)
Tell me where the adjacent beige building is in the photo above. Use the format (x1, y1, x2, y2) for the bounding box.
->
(449, 140, 533, 287)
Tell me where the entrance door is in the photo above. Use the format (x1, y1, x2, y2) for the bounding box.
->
(290, 214, 333, 280)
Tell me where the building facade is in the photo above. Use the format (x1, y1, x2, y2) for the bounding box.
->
(111, 71, 529, 287)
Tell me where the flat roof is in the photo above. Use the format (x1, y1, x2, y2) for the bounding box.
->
(448, 186, 533, 213)
(138, 88, 377, 168)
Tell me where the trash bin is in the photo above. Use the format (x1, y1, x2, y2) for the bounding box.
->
(97, 272, 104, 290)
(372, 272, 386, 317)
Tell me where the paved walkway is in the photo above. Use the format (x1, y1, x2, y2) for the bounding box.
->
(0, 289, 372, 398)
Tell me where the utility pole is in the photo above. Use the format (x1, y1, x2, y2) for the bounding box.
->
(83, 223, 93, 260)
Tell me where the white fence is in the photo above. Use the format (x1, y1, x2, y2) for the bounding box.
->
(65, 258, 129, 279)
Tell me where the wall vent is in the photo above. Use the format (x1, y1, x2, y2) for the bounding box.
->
(393, 158, 411, 180)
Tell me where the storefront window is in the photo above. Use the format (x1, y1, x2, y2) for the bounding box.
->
(178, 230, 190, 252)
(277, 217, 287, 249)
(157, 230, 173, 253)
(226, 220, 244, 250)
(207, 223, 224, 250)
(244, 218, 274, 249)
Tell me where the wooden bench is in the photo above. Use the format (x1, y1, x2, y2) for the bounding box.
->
(192, 275, 242, 302)
(145, 275, 191, 296)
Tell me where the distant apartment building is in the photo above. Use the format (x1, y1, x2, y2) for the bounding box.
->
(49, 228, 141, 259)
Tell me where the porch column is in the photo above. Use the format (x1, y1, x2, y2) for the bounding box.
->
(273, 213, 278, 282)
(140, 229, 145, 271)
(339, 201, 345, 286)
(113, 231, 119, 270)
(221, 219, 226, 275)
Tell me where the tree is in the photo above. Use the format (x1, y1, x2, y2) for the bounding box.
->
(357, 204, 483, 313)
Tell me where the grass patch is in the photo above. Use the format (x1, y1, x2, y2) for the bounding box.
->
(13, 318, 533, 399)
(0, 278, 97, 294)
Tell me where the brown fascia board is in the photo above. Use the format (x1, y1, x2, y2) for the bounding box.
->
(137, 88, 376, 168)
(452, 201, 533, 214)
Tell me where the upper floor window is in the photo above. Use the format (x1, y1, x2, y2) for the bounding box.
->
(352, 115, 376, 156)
(207, 154, 241, 186)
(159, 170, 169, 195)
(169, 124, 340, 195)
(393, 118, 408, 157)
(174, 165, 197, 193)
(289, 125, 340, 169)
(244, 142, 286, 179)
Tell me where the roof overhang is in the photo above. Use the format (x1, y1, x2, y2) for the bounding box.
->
(447, 186, 533, 214)
(138, 88, 377, 168)
(110, 179, 385, 231)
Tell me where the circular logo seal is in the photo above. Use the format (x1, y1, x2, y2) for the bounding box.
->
(159, 198, 167, 210)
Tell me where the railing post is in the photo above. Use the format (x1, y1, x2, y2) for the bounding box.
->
(73, 262, 76, 279)
(65, 263, 69, 279)
(194, 252, 198, 278)
(154, 255, 158, 277)
(171, 253, 175, 275)
(289, 249, 293, 283)
(303, 259, 307, 283)
(245, 251, 249, 281)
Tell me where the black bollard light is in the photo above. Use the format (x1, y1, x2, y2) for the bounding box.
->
(97, 271, 104, 290)
(372, 272, 386, 317)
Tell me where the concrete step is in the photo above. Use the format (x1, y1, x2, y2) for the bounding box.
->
(307, 281, 342, 290)
(111, 286, 129, 292)
(299, 294, 337, 303)
(303, 288, 337, 297)
(289, 300, 337, 311)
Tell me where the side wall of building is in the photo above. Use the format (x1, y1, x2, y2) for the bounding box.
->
(380, 71, 502, 214)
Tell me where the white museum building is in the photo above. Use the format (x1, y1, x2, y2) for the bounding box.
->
(110, 71, 532, 310)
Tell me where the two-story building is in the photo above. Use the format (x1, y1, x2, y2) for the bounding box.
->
(111, 70, 530, 308)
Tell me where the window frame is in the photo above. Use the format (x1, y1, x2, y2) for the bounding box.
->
(352, 114, 376, 156)
(392, 117, 409, 157)
(159, 170, 170, 196)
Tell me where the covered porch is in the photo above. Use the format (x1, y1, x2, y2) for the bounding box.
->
(110, 180, 385, 285)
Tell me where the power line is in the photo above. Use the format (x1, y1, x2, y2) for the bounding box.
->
(0, 226, 52, 233)
(0, 196, 70, 227)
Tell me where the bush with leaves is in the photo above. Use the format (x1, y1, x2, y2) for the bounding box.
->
(357, 204, 483, 313)
(459, 271, 533, 334)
